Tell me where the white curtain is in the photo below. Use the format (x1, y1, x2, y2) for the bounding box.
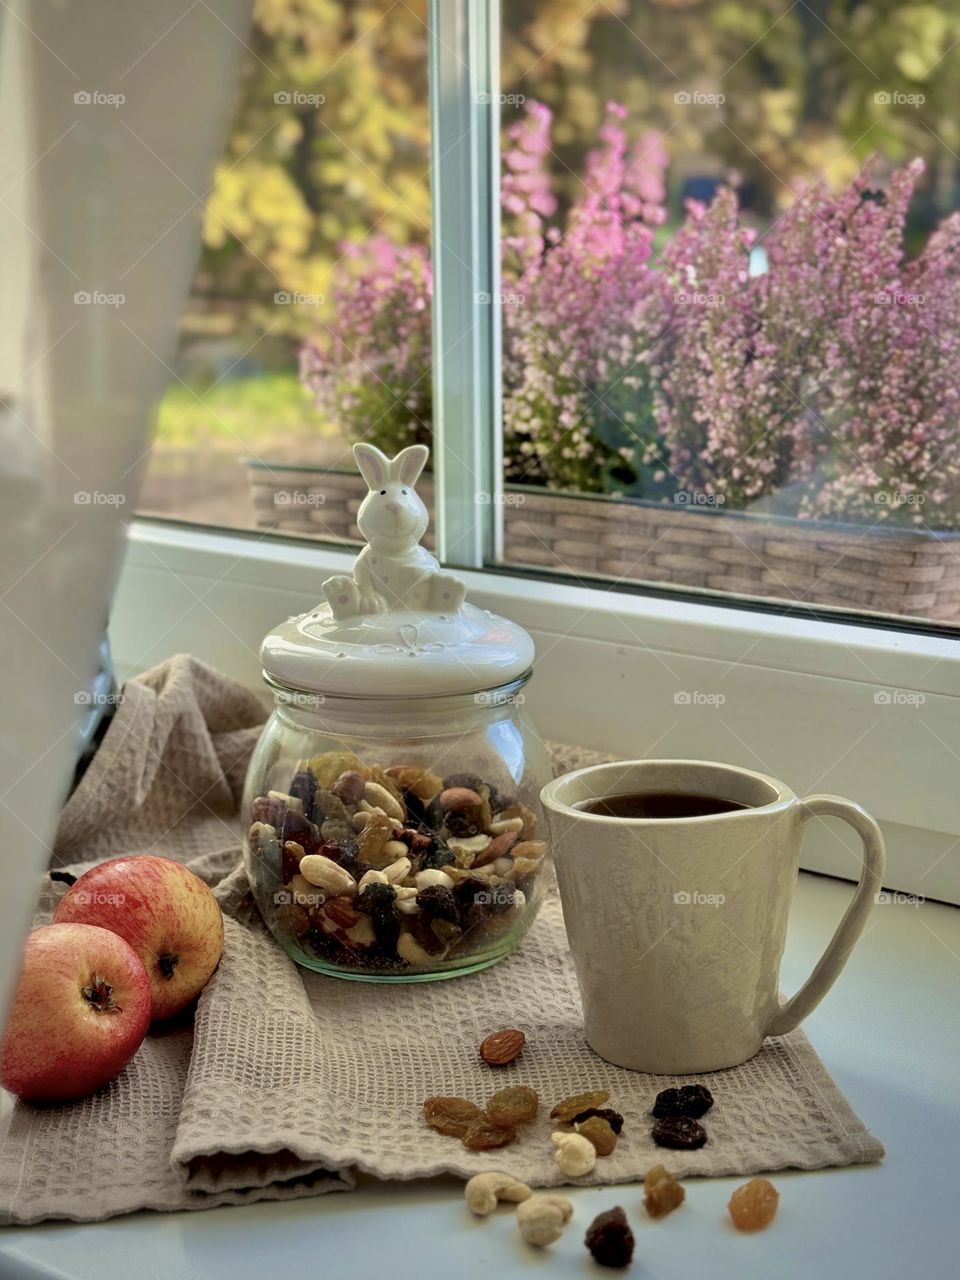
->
(0, 0, 252, 1015)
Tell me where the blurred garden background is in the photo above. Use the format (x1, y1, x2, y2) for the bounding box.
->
(140, 0, 960, 535)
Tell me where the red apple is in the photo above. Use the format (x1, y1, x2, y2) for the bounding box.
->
(53, 855, 224, 1021)
(1, 923, 151, 1102)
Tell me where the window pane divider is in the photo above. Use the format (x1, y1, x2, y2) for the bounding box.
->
(428, 0, 502, 568)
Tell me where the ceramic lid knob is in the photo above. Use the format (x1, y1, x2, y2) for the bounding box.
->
(260, 443, 534, 697)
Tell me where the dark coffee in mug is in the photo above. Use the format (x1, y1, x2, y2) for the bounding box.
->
(576, 791, 747, 819)
(542, 759, 885, 1072)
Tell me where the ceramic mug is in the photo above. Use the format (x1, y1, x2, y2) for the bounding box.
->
(540, 759, 885, 1073)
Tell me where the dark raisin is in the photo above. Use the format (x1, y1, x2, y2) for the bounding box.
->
(420, 839, 455, 870)
(416, 885, 459, 922)
(444, 806, 483, 838)
(425, 795, 446, 830)
(651, 1116, 707, 1150)
(572, 1106, 624, 1134)
(357, 884, 400, 952)
(320, 839, 358, 872)
(652, 1084, 713, 1119)
(402, 828, 434, 855)
(302, 924, 342, 961)
(356, 883, 397, 914)
(443, 772, 483, 792)
(652, 1087, 680, 1118)
(288, 769, 317, 815)
(584, 1207, 634, 1268)
(678, 1084, 713, 1117)
(453, 875, 488, 927)
(485, 882, 517, 914)
(401, 791, 429, 825)
(280, 810, 320, 856)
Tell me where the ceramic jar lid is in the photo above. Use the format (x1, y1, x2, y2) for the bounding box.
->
(260, 443, 534, 698)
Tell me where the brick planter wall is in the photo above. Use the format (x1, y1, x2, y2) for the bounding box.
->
(247, 463, 960, 623)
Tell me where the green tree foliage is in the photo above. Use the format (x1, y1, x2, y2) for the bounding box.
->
(193, 0, 960, 339)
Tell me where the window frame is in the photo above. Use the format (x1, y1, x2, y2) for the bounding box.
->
(113, 521, 960, 905)
(115, 1, 960, 903)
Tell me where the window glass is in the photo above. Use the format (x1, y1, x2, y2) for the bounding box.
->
(497, 2, 960, 627)
(138, 0, 431, 546)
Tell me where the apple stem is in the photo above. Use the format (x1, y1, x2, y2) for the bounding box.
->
(50, 870, 78, 886)
(81, 975, 121, 1014)
(158, 953, 179, 980)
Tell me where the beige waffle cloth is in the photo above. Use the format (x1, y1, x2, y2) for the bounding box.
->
(0, 656, 883, 1223)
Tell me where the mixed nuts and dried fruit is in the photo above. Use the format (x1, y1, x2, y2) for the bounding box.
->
(463, 1165, 779, 1267)
(424, 1047, 628, 1162)
(438, 1036, 780, 1265)
(247, 752, 547, 974)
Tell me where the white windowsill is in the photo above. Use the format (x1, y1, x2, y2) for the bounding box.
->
(1, 870, 957, 1278)
(109, 520, 960, 901)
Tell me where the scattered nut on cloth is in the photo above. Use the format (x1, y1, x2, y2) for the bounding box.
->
(517, 1193, 575, 1246)
(552, 1132, 597, 1177)
(0, 656, 884, 1224)
(464, 1172, 532, 1216)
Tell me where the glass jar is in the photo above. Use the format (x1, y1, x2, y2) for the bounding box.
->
(241, 441, 552, 981)
(242, 677, 550, 981)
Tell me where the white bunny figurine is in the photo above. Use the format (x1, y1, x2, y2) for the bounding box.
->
(322, 442, 467, 621)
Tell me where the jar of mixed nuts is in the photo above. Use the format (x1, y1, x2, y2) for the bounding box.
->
(242, 442, 551, 981)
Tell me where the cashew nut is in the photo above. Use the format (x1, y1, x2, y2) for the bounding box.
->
(267, 789, 304, 816)
(464, 1171, 533, 1217)
(363, 780, 404, 821)
(382, 855, 412, 883)
(551, 1130, 597, 1177)
(396, 931, 435, 965)
(488, 815, 524, 835)
(516, 1193, 575, 1246)
(415, 868, 454, 891)
(298, 854, 356, 897)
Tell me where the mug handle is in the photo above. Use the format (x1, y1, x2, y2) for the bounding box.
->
(764, 795, 885, 1039)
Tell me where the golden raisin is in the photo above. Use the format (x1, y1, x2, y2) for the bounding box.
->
(486, 1085, 539, 1126)
(549, 1089, 610, 1123)
(644, 1164, 685, 1218)
(575, 1115, 617, 1156)
(728, 1177, 779, 1231)
(462, 1118, 517, 1150)
(422, 1096, 482, 1138)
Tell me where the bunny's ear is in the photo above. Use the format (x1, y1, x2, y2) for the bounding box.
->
(353, 443, 390, 489)
(390, 444, 429, 486)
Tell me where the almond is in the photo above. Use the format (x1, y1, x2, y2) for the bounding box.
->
(473, 830, 519, 867)
(324, 895, 360, 929)
(480, 1027, 525, 1067)
(440, 786, 483, 811)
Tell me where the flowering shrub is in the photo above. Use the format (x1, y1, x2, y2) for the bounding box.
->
(500, 103, 673, 493)
(300, 237, 433, 460)
(654, 157, 960, 526)
(301, 102, 960, 528)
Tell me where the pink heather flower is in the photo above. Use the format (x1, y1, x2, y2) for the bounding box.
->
(301, 106, 959, 526)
